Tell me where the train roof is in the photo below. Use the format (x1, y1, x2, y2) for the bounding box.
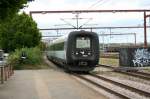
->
(49, 30, 97, 45)
(50, 34, 68, 45)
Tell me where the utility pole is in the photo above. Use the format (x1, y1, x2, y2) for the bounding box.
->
(134, 33, 137, 46)
(75, 13, 79, 30)
(56, 29, 59, 36)
(144, 12, 150, 48)
(144, 11, 147, 48)
(102, 32, 105, 51)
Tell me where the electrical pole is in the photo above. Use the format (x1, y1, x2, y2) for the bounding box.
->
(144, 12, 150, 48)
(75, 13, 79, 30)
(144, 11, 147, 48)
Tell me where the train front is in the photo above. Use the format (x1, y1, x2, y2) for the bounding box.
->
(66, 30, 99, 71)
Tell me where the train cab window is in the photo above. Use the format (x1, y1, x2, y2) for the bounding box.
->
(76, 37, 91, 48)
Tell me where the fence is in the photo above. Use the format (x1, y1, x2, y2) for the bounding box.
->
(0, 63, 14, 84)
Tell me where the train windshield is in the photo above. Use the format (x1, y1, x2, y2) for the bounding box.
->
(76, 37, 91, 48)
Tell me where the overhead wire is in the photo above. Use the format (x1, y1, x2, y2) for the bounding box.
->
(88, 0, 114, 9)
(88, 0, 104, 9)
(93, 0, 114, 9)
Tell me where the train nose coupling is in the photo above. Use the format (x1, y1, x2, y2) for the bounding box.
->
(79, 62, 88, 66)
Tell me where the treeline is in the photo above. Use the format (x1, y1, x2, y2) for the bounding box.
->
(0, 0, 41, 52)
(0, 0, 47, 69)
(0, 13, 41, 52)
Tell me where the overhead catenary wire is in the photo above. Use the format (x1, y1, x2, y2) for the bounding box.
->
(88, 0, 112, 9)
(93, 0, 111, 9)
(88, 0, 104, 9)
(60, 18, 76, 28)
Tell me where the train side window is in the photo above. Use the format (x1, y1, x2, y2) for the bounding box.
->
(52, 42, 64, 51)
(64, 42, 67, 50)
(48, 44, 55, 51)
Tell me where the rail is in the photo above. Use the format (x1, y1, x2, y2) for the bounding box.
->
(73, 74, 129, 99)
(90, 74, 150, 97)
(73, 73, 150, 98)
(98, 64, 150, 80)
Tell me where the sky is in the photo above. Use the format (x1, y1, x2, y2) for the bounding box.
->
(22, 0, 150, 44)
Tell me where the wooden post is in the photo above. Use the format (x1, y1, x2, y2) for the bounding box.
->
(4, 66, 7, 81)
(8, 65, 11, 77)
(1, 67, 4, 84)
(10, 64, 13, 75)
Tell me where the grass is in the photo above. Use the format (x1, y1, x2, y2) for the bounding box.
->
(99, 52, 150, 72)
(18, 55, 50, 70)
(8, 47, 50, 70)
(100, 52, 119, 59)
(99, 58, 119, 67)
(19, 62, 50, 70)
(99, 52, 119, 66)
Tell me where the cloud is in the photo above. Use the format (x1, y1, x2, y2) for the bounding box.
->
(24, 0, 150, 27)
(22, 0, 150, 43)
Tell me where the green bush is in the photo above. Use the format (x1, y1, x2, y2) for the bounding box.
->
(8, 47, 42, 69)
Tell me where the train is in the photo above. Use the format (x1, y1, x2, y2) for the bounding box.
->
(46, 30, 99, 72)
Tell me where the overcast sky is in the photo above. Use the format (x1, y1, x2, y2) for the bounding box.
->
(23, 0, 150, 43)
(24, 0, 150, 11)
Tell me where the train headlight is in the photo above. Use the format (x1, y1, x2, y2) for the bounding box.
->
(80, 51, 85, 55)
(88, 52, 91, 55)
(76, 52, 78, 55)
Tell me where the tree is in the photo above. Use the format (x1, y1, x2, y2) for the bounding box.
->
(0, 0, 33, 21)
(0, 13, 41, 52)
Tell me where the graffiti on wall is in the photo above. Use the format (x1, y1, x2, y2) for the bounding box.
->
(132, 49, 150, 67)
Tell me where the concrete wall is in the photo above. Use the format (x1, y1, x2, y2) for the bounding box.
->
(119, 48, 150, 67)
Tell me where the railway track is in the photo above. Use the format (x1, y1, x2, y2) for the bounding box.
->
(137, 71, 150, 77)
(73, 74, 129, 99)
(98, 64, 150, 81)
(73, 73, 150, 99)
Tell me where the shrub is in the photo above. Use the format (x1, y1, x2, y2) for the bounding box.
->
(8, 47, 42, 69)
